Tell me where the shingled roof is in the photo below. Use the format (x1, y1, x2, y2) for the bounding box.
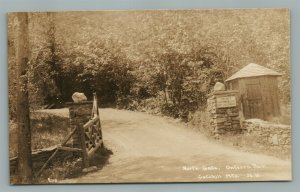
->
(225, 63, 281, 82)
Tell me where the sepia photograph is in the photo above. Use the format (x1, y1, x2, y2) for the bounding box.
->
(8, 9, 291, 184)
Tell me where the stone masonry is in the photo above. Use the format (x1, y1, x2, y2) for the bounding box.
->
(67, 101, 93, 149)
(207, 90, 241, 136)
(242, 119, 291, 149)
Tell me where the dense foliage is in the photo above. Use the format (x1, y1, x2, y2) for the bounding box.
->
(8, 9, 290, 121)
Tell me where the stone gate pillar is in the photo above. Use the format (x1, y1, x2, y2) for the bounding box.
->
(67, 101, 93, 149)
(207, 90, 241, 136)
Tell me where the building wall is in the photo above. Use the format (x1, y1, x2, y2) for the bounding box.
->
(227, 76, 280, 120)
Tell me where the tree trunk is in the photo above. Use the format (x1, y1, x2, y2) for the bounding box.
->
(14, 12, 33, 184)
(48, 12, 62, 97)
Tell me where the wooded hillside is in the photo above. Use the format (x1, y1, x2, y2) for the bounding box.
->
(8, 9, 290, 121)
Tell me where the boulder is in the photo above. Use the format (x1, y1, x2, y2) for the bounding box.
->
(72, 92, 87, 103)
(213, 82, 225, 91)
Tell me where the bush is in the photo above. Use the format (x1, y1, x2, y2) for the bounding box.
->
(188, 107, 211, 135)
(161, 102, 180, 118)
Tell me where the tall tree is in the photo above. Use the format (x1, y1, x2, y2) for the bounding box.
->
(14, 12, 33, 184)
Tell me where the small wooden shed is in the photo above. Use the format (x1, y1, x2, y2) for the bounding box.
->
(225, 63, 281, 120)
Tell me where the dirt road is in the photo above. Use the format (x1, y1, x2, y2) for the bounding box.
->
(62, 108, 291, 183)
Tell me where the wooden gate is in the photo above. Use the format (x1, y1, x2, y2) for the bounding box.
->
(81, 93, 103, 167)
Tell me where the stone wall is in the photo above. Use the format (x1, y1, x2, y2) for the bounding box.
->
(207, 90, 241, 136)
(242, 119, 291, 149)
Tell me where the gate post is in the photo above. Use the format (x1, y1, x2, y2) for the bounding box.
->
(67, 101, 93, 152)
(207, 90, 241, 136)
